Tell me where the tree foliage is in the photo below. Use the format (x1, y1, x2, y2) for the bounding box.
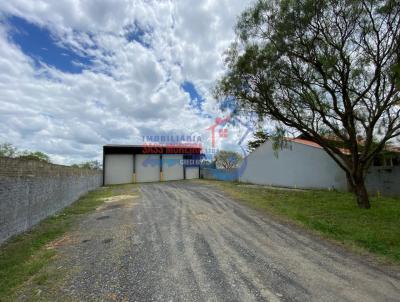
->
(71, 160, 102, 170)
(0, 143, 18, 158)
(18, 151, 51, 163)
(215, 0, 400, 208)
(214, 150, 243, 169)
(0, 143, 51, 163)
(247, 130, 270, 152)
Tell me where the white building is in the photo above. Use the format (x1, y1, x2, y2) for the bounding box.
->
(103, 145, 201, 185)
(239, 138, 400, 195)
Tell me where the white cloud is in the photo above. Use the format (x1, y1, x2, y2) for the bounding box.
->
(0, 0, 254, 164)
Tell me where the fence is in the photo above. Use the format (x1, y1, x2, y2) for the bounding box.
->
(201, 168, 239, 181)
(0, 158, 102, 244)
(201, 165, 400, 197)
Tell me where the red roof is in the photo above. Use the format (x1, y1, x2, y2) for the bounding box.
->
(386, 146, 400, 153)
(290, 138, 323, 149)
(289, 138, 351, 155)
(289, 138, 400, 155)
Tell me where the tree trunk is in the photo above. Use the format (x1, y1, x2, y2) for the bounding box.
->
(346, 171, 371, 209)
(345, 171, 355, 193)
(354, 179, 371, 209)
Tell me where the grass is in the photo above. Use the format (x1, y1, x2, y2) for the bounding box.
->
(0, 186, 115, 301)
(208, 180, 400, 264)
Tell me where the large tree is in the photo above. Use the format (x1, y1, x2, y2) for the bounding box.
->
(216, 0, 400, 208)
(214, 150, 243, 169)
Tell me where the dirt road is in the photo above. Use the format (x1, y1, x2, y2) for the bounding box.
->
(17, 181, 400, 301)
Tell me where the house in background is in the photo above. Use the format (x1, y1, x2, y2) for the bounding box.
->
(239, 137, 400, 196)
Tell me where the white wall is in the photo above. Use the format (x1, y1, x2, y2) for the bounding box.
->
(239, 141, 347, 190)
(162, 155, 183, 181)
(105, 154, 134, 185)
(185, 167, 200, 179)
(136, 154, 160, 183)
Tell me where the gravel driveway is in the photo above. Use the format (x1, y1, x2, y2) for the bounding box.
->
(22, 181, 400, 301)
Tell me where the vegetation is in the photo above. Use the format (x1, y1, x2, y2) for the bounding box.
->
(210, 180, 400, 263)
(0, 187, 114, 300)
(0, 143, 51, 163)
(0, 143, 18, 158)
(200, 159, 215, 168)
(214, 150, 243, 169)
(247, 130, 269, 152)
(0, 143, 101, 169)
(215, 0, 400, 208)
(71, 160, 102, 170)
(395, 63, 400, 88)
(18, 151, 51, 163)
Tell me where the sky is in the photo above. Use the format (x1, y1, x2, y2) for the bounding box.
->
(0, 0, 255, 165)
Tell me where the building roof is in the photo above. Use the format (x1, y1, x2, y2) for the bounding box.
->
(290, 138, 323, 149)
(104, 144, 145, 147)
(103, 144, 202, 155)
(290, 137, 400, 155)
(386, 145, 400, 153)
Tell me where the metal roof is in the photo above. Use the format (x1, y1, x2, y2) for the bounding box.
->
(103, 144, 202, 155)
(291, 138, 400, 155)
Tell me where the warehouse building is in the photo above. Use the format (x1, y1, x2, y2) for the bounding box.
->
(103, 145, 201, 185)
(239, 138, 400, 195)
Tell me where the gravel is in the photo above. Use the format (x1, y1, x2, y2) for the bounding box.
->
(29, 181, 400, 301)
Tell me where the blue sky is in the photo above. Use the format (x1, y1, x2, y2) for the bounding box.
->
(125, 21, 151, 48)
(181, 81, 205, 111)
(8, 16, 92, 73)
(0, 0, 252, 164)
(8, 12, 205, 118)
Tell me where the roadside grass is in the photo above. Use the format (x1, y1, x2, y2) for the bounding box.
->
(206, 180, 400, 264)
(0, 186, 116, 300)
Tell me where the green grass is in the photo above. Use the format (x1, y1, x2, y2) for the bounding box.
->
(0, 187, 115, 300)
(208, 180, 400, 264)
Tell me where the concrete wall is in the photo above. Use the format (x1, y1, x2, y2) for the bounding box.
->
(0, 158, 102, 244)
(237, 140, 400, 196)
(239, 141, 348, 190)
(366, 166, 400, 196)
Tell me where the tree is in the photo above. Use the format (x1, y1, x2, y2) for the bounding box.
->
(214, 150, 243, 169)
(215, 0, 400, 208)
(200, 159, 214, 168)
(0, 142, 52, 163)
(248, 130, 269, 152)
(72, 160, 102, 170)
(18, 151, 51, 163)
(395, 63, 400, 89)
(0, 143, 18, 158)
